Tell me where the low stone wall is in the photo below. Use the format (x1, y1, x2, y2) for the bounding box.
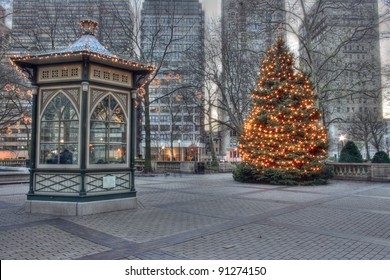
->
(218, 162, 234, 172)
(371, 164, 390, 182)
(150, 161, 235, 174)
(327, 162, 390, 182)
(0, 171, 30, 184)
(0, 160, 27, 167)
(151, 161, 199, 173)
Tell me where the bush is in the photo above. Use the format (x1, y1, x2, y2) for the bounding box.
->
(372, 151, 390, 163)
(339, 141, 363, 163)
(232, 162, 259, 183)
(233, 162, 333, 185)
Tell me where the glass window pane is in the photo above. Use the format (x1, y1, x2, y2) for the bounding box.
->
(90, 121, 108, 143)
(41, 121, 60, 143)
(41, 104, 58, 121)
(39, 92, 79, 165)
(112, 105, 126, 123)
(40, 144, 60, 164)
(89, 144, 108, 164)
(64, 144, 78, 164)
(110, 97, 118, 111)
(89, 95, 127, 165)
(109, 123, 126, 143)
(61, 103, 78, 121)
(109, 144, 126, 163)
(58, 146, 75, 164)
(91, 101, 108, 121)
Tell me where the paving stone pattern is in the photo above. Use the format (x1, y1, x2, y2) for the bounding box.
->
(0, 174, 390, 260)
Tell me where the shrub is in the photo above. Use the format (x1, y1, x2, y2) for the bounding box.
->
(339, 141, 363, 163)
(232, 162, 259, 183)
(372, 151, 390, 163)
(233, 162, 333, 185)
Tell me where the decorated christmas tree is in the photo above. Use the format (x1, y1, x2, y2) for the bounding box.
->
(235, 38, 329, 185)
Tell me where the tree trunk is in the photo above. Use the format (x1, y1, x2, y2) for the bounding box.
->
(365, 140, 371, 161)
(144, 85, 153, 173)
(170, 137, 174, 161)
(208, 122, 217, 164)
(136, 104, 143, 158)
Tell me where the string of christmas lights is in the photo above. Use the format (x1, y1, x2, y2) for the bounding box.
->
(239, 38, 327, 179)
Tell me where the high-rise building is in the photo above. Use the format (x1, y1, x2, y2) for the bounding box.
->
(0, 5, 9, 52)
(382, 0, 390, 120)
(0, 5, 30, 161)
(222, 0, 285, 53)
(299, 0, 383, 158)
(220, 0, 286, 161)
(11, 0, 133, 56)
(141, 0, 205, 161)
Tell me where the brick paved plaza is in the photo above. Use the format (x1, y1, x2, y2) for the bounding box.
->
(1, 174, 390, 260)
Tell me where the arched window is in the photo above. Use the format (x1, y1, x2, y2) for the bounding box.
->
(89, 95, 127, 164)
(40, 92, 79, 165)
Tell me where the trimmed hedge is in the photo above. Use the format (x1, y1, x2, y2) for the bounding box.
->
(339, 141, 363, 163)
(372, 151, 390, 163)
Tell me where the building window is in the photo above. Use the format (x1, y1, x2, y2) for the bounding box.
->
(103, 71, 110, 79)
(89, 95, 127, 164)
(39, 92, 79, 165)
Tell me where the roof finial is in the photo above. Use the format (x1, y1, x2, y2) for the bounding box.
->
(80, 19, 98, 36)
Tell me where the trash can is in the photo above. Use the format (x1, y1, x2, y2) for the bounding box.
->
(195, 162, 205, 174)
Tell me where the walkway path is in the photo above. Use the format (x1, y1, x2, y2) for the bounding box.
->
(1, 174, 390, 259)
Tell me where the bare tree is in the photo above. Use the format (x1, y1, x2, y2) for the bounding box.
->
(0, 80, 32, 158)
(123, 0, 204, 171)
(265, 0, 388, 126)
(1, 7, 32, 157)
(345, 109, 388, 159)
(11, 1, 83, 52)
(9, 0, 200, 171)
(187, 19, 257, 136)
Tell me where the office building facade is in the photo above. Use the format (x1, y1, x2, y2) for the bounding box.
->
(141, 0, 205, 161)
(220, 0, 286, 161)
(299, 0, 383, 158)
(11, 0, 133, 56)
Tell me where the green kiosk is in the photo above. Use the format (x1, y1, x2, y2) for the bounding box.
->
(11, 20, 153, 215)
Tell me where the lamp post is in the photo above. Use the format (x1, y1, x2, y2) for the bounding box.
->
(339, 135, 346, 148)
(178, 139, 181, 161)
(339, 135, 346, 158)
